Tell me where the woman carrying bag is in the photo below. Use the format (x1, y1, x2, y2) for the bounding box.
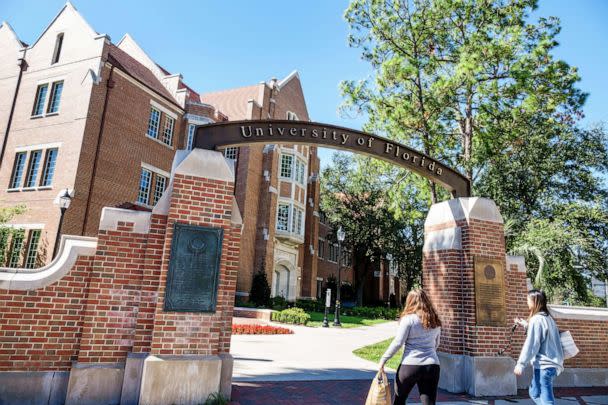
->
(377, 289, 441, 405)
(514, 289, 565, 405)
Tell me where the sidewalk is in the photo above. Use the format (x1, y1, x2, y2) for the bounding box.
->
(230, 380, 608, 405)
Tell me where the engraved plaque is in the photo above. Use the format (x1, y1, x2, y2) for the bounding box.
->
(474, 257, 506, 326)
(164, 223, 223, 312)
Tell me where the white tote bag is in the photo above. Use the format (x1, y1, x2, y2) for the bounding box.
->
(560, 330, 579, 359)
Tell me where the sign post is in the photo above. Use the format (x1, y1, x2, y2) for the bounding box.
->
(322, 288, 331, 328)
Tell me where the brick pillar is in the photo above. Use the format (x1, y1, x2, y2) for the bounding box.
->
(138, 149, 241, 405)
(423, 197, 517, 396)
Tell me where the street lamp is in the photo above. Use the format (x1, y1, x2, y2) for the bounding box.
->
(334, 226, 346, 327)
(52, 189, 72, 259)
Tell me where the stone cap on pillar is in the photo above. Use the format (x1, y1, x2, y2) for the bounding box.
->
(153, 149, 236, 216)
(425, 197, 503, 229)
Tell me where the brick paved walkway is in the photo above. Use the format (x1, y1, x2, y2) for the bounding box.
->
(230, 380, 608, 405)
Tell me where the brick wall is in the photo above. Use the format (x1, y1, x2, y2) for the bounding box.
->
(0, 256, 93, 371)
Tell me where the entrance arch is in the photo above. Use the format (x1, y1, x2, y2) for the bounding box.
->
(195, 120, 470, 198)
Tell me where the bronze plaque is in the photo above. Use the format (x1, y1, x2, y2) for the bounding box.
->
(474, 257, 506, 326)
(164, 223, 223, 312)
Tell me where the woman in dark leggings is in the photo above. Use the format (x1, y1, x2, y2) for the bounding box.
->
(379, 289, 441, 405)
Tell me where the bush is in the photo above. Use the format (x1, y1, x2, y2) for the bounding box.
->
(342, 306, 399, 320)
(295, 299, 325, 312)
(232, 324, 293, 335)
(234, 298, 257, 308)
(271, 307, 311, 325)
(249, 270, 271, 307)
(271, 296, 289, 310)
(203, 392, 229, 405)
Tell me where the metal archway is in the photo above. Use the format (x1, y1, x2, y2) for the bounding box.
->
(195, 120, 470, 197)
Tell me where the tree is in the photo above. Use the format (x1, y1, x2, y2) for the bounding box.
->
(249, 263, 271, 307)
(340, 0, 608, 304)
(320, 153, 424, 305)
(0, 205, 26, 266)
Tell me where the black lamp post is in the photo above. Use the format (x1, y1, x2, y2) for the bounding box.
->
(52, 189, 72, 259)
(333, 226, 346, 327)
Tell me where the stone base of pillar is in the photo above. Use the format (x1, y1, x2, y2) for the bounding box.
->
(219, 353, 234, 399)
(0, 370, 69, 405)
(65, 362, 125, 405)
(120, 352, 148, 405)
(138, 355, 222, 405)
(438, 352, 517, 396)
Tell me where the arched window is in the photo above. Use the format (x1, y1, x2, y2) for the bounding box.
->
(52, 33, 64, 64)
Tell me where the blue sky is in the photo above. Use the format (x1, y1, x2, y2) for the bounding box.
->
(2, 0, 607, 165)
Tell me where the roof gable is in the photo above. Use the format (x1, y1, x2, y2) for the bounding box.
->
(0, 21, 26, 49)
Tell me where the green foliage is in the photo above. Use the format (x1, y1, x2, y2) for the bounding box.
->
(271, 296, 288, 311)
(202, 392, 228, 405)
(341, 0, 608, 305)
(271, 307, 311, 325)
(295, 299, 326, 312)
(342, 306, 399, 320)
(321, 153, 424, 305)
(0, 205, 26, 265)
(249, 270, 271, 308)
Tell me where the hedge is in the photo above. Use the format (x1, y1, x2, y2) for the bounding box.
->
(271, 307, 311, 325)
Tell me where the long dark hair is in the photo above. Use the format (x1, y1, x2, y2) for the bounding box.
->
(527, 289, 550, 320)
(401, 289, 441, 329)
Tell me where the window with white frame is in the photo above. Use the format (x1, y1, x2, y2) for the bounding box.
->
(24, 230, 41, 269)
(7, 232, 24, 268)
(138, 166, 168, 207)
(24, 150, 42, 188)
(9, 152, 27, 189)
(276, 204, 290, 231)
(295, 158, 306, 184)
(162, 116, 175, 146)
(280, 154, 293, 178)
(47, 81, 63, 114)
(32, 84, 48, 116)
(291, 206, 304, 236)
(187, 124, 196, 150)
(39, 148, 58, 187)
(147, 107, 160, 138)
(224, 147, 238, 162)
(8, 148, 59, 190)
(51, 33, 64, 64)
(328, 243, 339, 263)
(137, 168, 152, 205)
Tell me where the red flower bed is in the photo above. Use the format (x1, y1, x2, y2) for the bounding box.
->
(232, 324, 293, 335)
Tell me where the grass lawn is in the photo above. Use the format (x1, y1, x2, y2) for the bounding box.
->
(353, 338, 402, 370)
(306, 311, 390, 329)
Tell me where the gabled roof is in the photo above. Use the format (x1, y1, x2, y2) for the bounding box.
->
(0, 21, 27, 48)
(200, 84, 261, 120)
(28, 1, 100, 49)
(107, 44, 178, 105)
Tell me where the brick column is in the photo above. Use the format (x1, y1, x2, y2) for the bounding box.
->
(423, 197, 517, 396)
(138, 149, 241, 405)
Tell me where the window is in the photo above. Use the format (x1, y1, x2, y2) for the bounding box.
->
(39, 148, 58, 187)
(187, 124, 196, 150)
(343, 250, 352, 267)
(224, 147, 238, 162)
(286, 111, 298, 120)
(51, 33, 64, 64)
(138, 168, 152, 205)
(152, 174, 167, 205)
(280, 154, 293, 178)
(24, 230, 41, 269)
(162, 116, 174, 146)
(7, 232, 24, 268)
(291, 207, 304, 235)
(318, 239, 325, 259)
(24, 150, 42, 188)
(9, 152, 27, 189)
(276, 204, 290, 231)
(32, 84, 48, 116)
(295, 159, 306, 184)
(147, 107, 160, 138)
(46, 81, 63, 114)
(138, 166, 168, 206)
(328, 244, 339, 263)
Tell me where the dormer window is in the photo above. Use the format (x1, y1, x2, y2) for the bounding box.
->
(52, 33, 64, 64)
